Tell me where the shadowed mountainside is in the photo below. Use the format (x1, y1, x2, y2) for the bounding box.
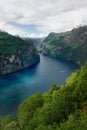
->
(0, 31, 40, 76)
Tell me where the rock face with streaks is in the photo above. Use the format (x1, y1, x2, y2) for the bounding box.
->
(0, 31, 40, 76)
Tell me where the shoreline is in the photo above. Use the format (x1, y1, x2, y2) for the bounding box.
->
(0, 60, 40, 78)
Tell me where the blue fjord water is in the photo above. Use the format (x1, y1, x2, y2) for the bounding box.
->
(0, 54, 79, 115)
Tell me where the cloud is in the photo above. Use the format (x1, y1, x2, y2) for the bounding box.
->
(0, 0, 87, 37)
(23, 33, 47, 38)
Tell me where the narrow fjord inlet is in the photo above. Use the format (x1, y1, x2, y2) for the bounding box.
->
(0, 0, 87, 129)
(0, 54, 79, 115)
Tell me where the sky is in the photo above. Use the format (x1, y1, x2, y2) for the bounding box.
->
(0, 0, 87, 37)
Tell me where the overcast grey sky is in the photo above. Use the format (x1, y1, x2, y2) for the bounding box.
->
(0, 0, 87, 37)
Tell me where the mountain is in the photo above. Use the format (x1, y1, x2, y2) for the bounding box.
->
(0, 31, 40, 76)
(0, 62, 87, 130)
(23, 37, 45, 51)
(41, 26, 87, 65)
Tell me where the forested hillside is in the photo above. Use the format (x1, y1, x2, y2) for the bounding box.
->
(40, 26, 87, 65)
(0, 62, 87, 130)
(0, 31, 40, 76)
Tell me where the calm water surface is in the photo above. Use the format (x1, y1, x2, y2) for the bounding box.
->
(0, 54, 79, 115)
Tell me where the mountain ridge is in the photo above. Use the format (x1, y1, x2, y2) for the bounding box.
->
(0, 31, 40, 76)
(37, 26, 87, 65)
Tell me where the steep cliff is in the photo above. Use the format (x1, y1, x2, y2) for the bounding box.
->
(42, 26, 87, 65)
(0, 31, 40, 76)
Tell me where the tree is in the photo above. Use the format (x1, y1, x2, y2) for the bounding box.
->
(38, 103, 57, 125)
(59, 110, 87, 130)
(4, 121, 20, 130)
(0, 115, 14, 130)
(35, 124, 55, 130)
(18, 93, 44, 129)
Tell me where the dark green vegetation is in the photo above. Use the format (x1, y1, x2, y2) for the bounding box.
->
(39, 26, 87, 65)
(0, 31, 40, 76)
(0, 62, 87, 130)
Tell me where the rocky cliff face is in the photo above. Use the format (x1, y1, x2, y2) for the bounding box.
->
(0, 31, 40, 76)
(41, 26, 87, 65)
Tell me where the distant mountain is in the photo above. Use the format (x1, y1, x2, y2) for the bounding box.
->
(40, 26, 87, 65)
(0, 31, 40, 76)
(23, 37, 45, 51)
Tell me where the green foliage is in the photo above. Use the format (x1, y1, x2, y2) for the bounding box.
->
(59, 110, 87, 130)
(43, 84, 58, 103)
(38, 103, 57, 125)
(0, 31, 32, 54)
(52, 86, 77, 122)
(35, 124, 55, 130)
(4, 121, 20, 130)
(17, 92, 44, 129)
(0, 115, 14, 130)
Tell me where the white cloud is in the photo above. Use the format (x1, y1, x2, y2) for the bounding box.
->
(0, 0, 87, 37)
(23, 33, 47, 38)
(0, 23, 26, 36)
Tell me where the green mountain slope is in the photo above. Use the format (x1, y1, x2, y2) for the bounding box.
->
(0, 62, 87, 130)
(0, 31, 40, 76)
(41, 26, 87, 65)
